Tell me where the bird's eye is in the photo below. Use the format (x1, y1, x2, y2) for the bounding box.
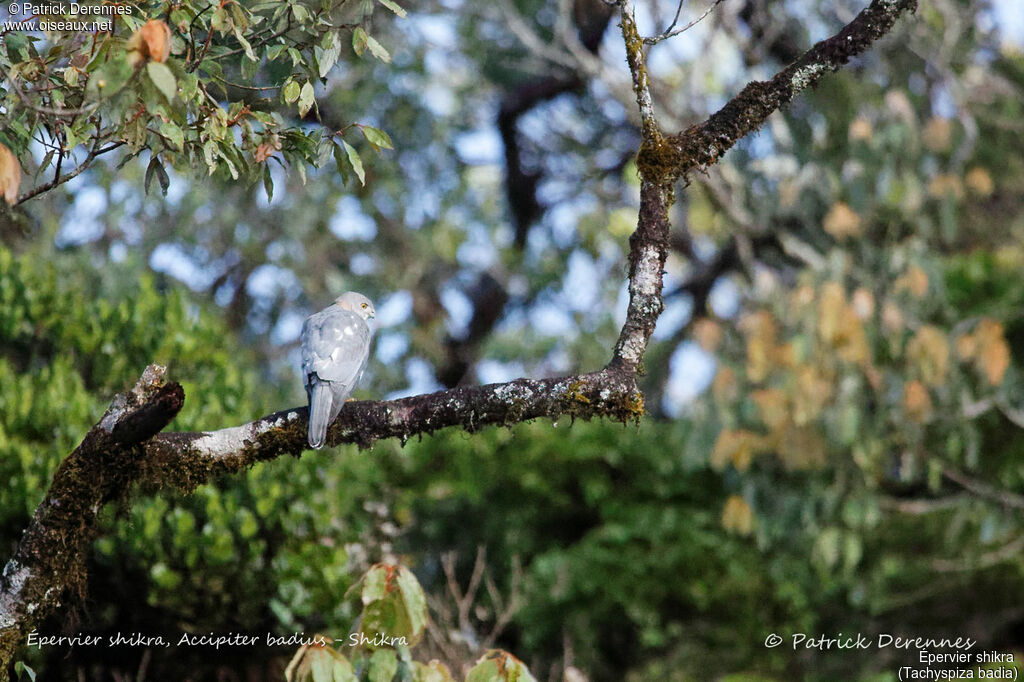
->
(361, 303, 368, 309)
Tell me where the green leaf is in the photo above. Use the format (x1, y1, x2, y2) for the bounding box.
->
(147, 62, 177, 102)
(241, 55, 259, 81)
(352, 27, 368, 57)
(395, 566, 427, 640)
(263, 164, 274, 202)
(145, 156, 170, 197)
(232, 24, 257, 61)
(376, 0, 407, 17)
(367, 649, 398, 682)
(14, 662, 37, 682)
(465, 651, 537, 682)
(298, 82, 315, 117)
(361, 564, 390, 604)
(411, 661, 455, 682)
(291, 3, 312, 23)
(159, 121, 184, 152)
(360, 126, 393, 151)
(365, 34, 391, 63)
(229, 2, 249, 32)
(333, 142, 350, 184)
(342, 140, 365, 185)
(266, 43, 287, 61)
(283, 80, 300, 104)
(87, 53, 133, 98)
(310, 650, 333, 682)
(317, 31, 341, 78)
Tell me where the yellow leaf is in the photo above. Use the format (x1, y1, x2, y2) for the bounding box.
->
(965, 167, 994, 197)
(817, 282, 847, 345)
(884, 90, 915, 122)
(740, 311, 778, 383)
(902, 380, 933, 423)
(721, 495, 754, 536)
(882, 301, 905, 333)
(973, 320, 1010, 386)
(693, 318, 723, 352)
(922, 116, 953, 152)
(817, 283, 870, 366)
(793, 365, 833, 425)
(851, 288, 875, 320)
(777, 424, 826, 470)
(955, 332, 977, 360)
(790, 285, 815, 310)
(752, 389, 788, 431)
(895, 266, 929, 298)
(980, 338, 1010, 386)
(711, 366, 738, 404)
(927, 173, 964, 200)
(906, 325, 949, 386)
(710, 429, 760, 472)
(0, 143, 21, 205)
(823, 202, 862, 240)
(849, 117, 873, 142)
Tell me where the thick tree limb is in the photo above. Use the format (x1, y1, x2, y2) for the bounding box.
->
(140, 365, 644, 490)
(638, 0, 917, 183)
(0, 366, 184, 668)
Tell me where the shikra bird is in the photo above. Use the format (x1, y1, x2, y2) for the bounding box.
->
(300, 291, 376, 449)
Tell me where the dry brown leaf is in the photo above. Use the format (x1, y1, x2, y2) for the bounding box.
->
(129, 19, 171, 64)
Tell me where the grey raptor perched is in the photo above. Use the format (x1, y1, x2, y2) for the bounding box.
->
(300, 291, 375, 449)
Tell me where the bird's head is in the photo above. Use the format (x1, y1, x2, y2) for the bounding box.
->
(335, 291, 376, 321)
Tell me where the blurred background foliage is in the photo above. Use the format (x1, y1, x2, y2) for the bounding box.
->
(2, 0, 1023, 680)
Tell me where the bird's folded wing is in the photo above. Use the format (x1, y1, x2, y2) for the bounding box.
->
(301, 308, 371, 383)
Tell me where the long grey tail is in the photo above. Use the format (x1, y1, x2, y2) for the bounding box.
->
(308, 381, 332, 449)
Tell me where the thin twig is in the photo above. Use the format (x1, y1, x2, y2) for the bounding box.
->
(644, 0, 727, 45)
(15, 138, 124, 205)
(943, 468, 1024, 510)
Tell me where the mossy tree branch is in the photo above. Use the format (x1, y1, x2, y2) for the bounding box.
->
(637, 0, 919, 183)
